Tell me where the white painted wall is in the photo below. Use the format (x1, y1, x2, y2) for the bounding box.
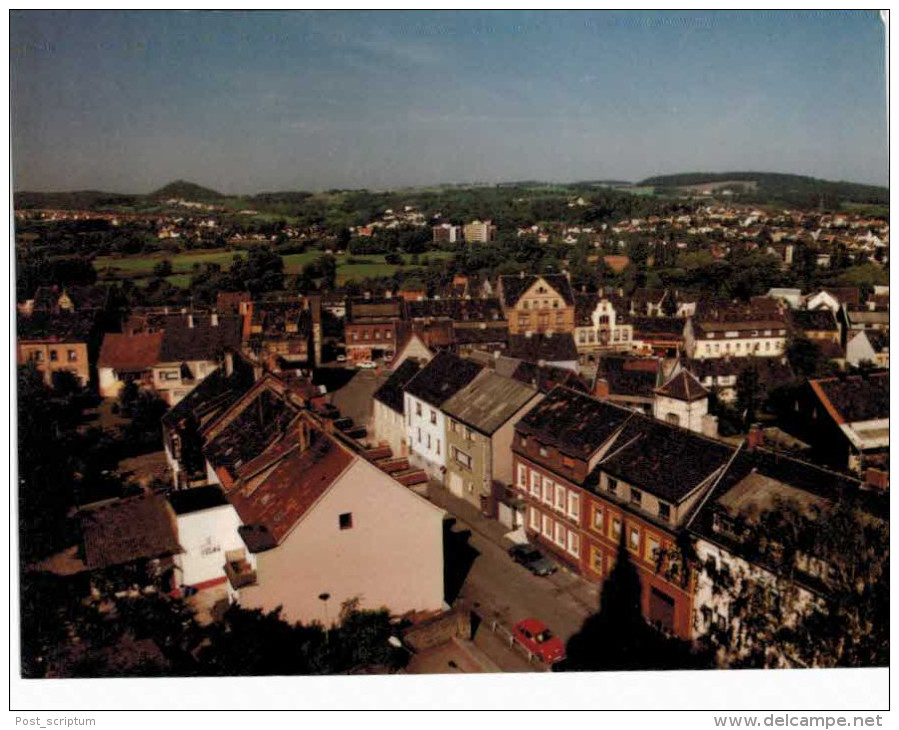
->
(174, 504, 255, 589)
(653, 394, 708, 434)
(406, 393, 447, 479)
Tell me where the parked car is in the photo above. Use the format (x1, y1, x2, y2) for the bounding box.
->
(336, 354, 347, 362)
(513, 618, 566, 664)
(357, 361, 376, 369)
(508, 544, 557, 577)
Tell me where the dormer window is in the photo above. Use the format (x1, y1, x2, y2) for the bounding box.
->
(630, 488, 642, 506)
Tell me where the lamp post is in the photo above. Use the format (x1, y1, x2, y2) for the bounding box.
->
(318, 592, 331, 627)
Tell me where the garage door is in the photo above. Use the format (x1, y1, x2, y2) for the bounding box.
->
(649, 587, 676, 632)
(448, 471, 464, 498)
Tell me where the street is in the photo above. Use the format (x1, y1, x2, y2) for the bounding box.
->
(429, 482, 600, 671)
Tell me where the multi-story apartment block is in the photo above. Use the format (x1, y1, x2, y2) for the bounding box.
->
(685, 311, 788, 360)
(463, 219, 497, 243)
(512, 387, 734, 639)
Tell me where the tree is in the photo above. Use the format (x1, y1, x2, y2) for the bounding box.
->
(735, 363, 762, 427)
(786, 337, 829, 378)
(152, 259, 174, 278)
(696, 497, 889, 668)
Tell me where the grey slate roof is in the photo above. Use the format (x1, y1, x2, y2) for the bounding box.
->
(442, 371, 539, 435)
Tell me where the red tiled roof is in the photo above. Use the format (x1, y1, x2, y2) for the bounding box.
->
(97, 332, 164, 371)
(228, 429, 354, 546)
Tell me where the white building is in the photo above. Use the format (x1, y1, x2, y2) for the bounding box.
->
(685, 317, 787, 360)
(169, 486, 257, 603)
(403, 352, 484, 481)
(845, 330, 889, 370)
(652, 370, 712, 434)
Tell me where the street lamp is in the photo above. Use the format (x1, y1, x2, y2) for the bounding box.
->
(318, 592, 331, 626)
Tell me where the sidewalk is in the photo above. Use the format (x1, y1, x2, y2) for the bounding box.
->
(426, 481, 600, 619)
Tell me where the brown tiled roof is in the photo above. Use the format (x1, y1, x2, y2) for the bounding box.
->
(824, 287, 860, 305)
(229, 428, 354, 549)
(809, 372, 889, 425)
(515, 386, 633, 458)
(79, 494, 181, 570)
(97, 332, 163, 370)
(595, 356, 661, 397)
(789, 309, 838, 332)
(510, 361, 589, 394)
(506, 333, 578, 363)
(655, 370, 708, 402)
(17, 311, 95, 342)
(596, 417, 734, 503)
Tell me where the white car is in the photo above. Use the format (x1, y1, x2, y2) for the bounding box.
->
(336, 354, 347, 362)
(357, 361, 376, 369)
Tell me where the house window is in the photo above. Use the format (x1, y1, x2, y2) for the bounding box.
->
(374, 331, 381, 340)
(562, 456, 574, 469)
(542, 478, 553, 505)
(591, 547, 603, 574)
(417, 428, 421, 444)
(647, 535, 661, 564)
(567, 531, 580, 557)
(451, 420, 458, 434)
(592, 505, 604, 532)
(539, 446, 548, 457)
(339, 513, 353, 530)
(429, 410, 437, 424)
(517, 463, 527, 489)
(464, 427, 473, 441)
(629, 526, 640, 552)
(385, 331, 392, 339)
(427, 434, 431, 450)
(555, 484, 566, 512)
(520, 435, 528, 448)
(658, 502, 671, 522)
(568, 493, 580, 520)
(611, 517, 622, 540)
(554, 522, 565, 547)
(530, 471, 541, 497)
(436, 439, 440, 456)
(607, 476, 618, 495)
(416, 402, 422, 417)
(33, 351, 44, 362)
(630, 488, 642, 506)
(530, 507, 540, 530)
(49, 350, 58, 362)
(542, 514, 552, 538)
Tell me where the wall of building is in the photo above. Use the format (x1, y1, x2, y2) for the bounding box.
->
(445, 419, 488, 508)
(652, 394, 708, 434)
(17, 341, 90, 387)
(406, 394, 447, 480)
(372, 400, 408, 458)
(238, 458, 446, 624)
(175, 505, 256, 591)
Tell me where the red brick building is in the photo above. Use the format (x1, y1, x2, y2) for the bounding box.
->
(512, 386, 734, 639)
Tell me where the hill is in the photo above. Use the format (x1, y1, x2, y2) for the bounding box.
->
(13, 190, 141, 210)
(638, 172, 888, 207)
(149, 180, 226, 201)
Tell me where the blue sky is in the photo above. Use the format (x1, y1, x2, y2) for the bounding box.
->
(10, 10, 888, 193)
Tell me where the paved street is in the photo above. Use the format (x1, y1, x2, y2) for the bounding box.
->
(427, 482, 600, 671)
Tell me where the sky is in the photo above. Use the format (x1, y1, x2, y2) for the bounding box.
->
(10, 10, 889, 194)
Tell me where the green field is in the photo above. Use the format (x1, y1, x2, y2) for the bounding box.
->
(95, 249, 456, 287)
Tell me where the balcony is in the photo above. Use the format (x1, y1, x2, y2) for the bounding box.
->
(225, 557, 257, 589)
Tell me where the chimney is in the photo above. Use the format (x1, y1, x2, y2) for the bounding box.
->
(594, 377, 610, 399)
(297, 418, 311, 453)
(746, 423, 764, 451)
(211, 312, 219, 327)
(224, 351, 234, 377)
(701, 413, 719, 439)
(864, 467, 889, 492)
(187, 314, 195, 329)
(520, 270, 525, 279)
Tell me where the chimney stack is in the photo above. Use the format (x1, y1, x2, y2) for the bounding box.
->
(594, 378, 610, 399)
(211, 312, 219, 327)
(864, 467, 889, 492)
(298, 418, 310, 453)
(224, 350, 234, 377)
(187, 313, 195, 329)
(746, 423, 764, 451)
